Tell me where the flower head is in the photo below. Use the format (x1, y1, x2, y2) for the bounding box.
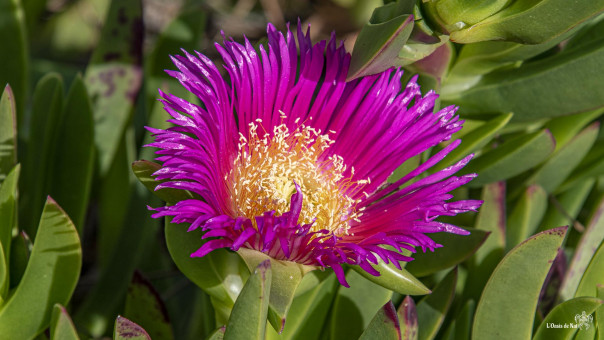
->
(148, 23, 482, 286)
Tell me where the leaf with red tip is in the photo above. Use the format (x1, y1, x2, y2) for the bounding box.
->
(359, 301, 402, 340)
(397, 296, 418, 340)
(114, 316, 151, 340)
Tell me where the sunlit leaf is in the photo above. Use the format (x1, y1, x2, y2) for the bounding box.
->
(532, 297, 602, 340)
(359, 301, 401, 340)
(354, 259, 431, 295)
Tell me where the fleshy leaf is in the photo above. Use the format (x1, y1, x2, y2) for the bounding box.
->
(50, 304, 80, 340)
(114, 316, 151, 340)
(575, 241, 604, 298)
(85, 0, 143, 176)
(448, 0, 604, 44)
(416, 268, 457, 340)
(532, 297, 602, 340)
(422, 0, 512, 31)
(8, 231, 30, 289)
(545, 108, 604, 152)
(359, 301, 401, 340)
(328, 270, 393, 339)
(0, 197, 82, 339)
(472, 227, 568, 339)
(406, 228, 490, 277)
(165, 218, 248, 324)
(224, 260, 272, 340)
(397, 296, 418, 340)
(348, 1, 414, 79)
(0, 0, 27, 117)
(0, 164, 19, 295)
(0, 85, 17, 183)
(506, 185, 548, 250)
(50, 74, 95, 235)
(124, 271, 174, 340)
(353, 258, 431, 295)
(559, 197, 604, 300)
(237, 248, 316, 333)
(132, 160, 194, 204)
(462, 129, 555, 187)
(539, 179, 594, 232)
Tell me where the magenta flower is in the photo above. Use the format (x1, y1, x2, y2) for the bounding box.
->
(148, 23, 482, 287)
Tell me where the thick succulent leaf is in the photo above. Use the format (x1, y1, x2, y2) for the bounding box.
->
(114, 316, 151, 340)
(20, 74, 64, 238)
(206, 327, 226, 340)
(353, 259, 431, 295)
(348, 0, 414, 79)
(454, 300, 475, 340)
(462, 130, 555, 187)
(406, 228, 489, 277)
(124, 271, 174, 340)
(50, 304, 80, 340)
(545, 108, 604, 152)
(444, 37, 604, 121)
(0, 0, 27, 117)
(507, 185, 547, 250)
(237, 248, 316, 333)
(448, 0, 604, 44)
(597, 285, 604, 340)
(224, 260, 272, 340)
(463, 182, 506, 302)
(132, 160, 194, 204)
(294, 270, 332, 298)
(397, 296, 418, 340)
(539, 179, 594, 232)
(267, 275, 338, 340)
(532, 297, 602, 340)
(472, 227, 568, 340)
(423, 0, 512, 30)
(432, 113, 512, 172)
(0, 243, 5, 306)
(559, 142, 604, 193)
(524, 123, 599, 193)
(404, 42, 454, 87)
(85, 0, 143, 175)
(359, 301, 401, 340)
(165, 218, 248, 324)
(49, 74, 95, 235)
(560, 197, 604, 300)
(328, 270, 393, 340)
(0, 165, 19, 276)
(8, 231, 30, 289)
(575, 241, 604, 298)
(0, 197, 82, 339)
(416, 268, 457, 340)
(0, 85, 17, 182)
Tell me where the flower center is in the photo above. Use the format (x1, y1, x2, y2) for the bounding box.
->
(227, 117, 369, 236)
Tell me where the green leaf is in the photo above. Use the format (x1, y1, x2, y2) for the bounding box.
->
(454, 299, 475, 340)
(348, 2, 414, 79)
(328, 270, 393, 340)
(544, 108, 604, 152)
(416, 268, 457, 340)
(597, 285, 604, 340)
(237, 248, 316, 333)
(524, 123, 599, 193)
(85, 0, 143, 175)
(224, 260, 272, 340)
(406, 228, 489, 277)
(0, 243, 5, 306)
(432, 113, 512, 172)
(507, 185, 548, 250)
(8, 231, 30, 289)
(359, 301, 401, 340)
(50, 304, 80, 340)
(559, 141, 604, 193)
(165, 218, 248, 324)
(423, 0, 512, 30)
(114, 316, 151, 340)
(404, 42, 454, 87)
(0, 0, 27, 117)
(0, 85, 17, 182)
(132, 160, 194, 204)
(20, 73, 64, 238)
(532, 297, 602, 340)
(397, 296, 418, 340)
(353, 259, 431, 295)
(472, 227, 568, 340)
(0, 197, 82, 339)
(0, 165, 19, 275)
(271, 275, 338, 340)
(462, 130, 555, 187)
(124, 271, 174, 340)
(206, 327, 225, 340)
(50, 74, 95, 235)
(560, 197, 604, 301)
(448, 0, 604, 44)
(539, 178, 594, 232)
(444, 38, 604, 121)
(575, 241, 604, 298)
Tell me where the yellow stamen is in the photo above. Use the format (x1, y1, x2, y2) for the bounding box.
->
(227, 116, 369, 236)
